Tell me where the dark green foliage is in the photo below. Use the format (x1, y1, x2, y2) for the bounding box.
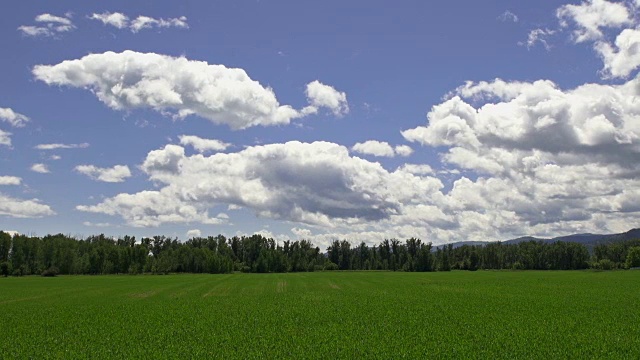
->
(0, 261, 9, 277)
(41, 266, 59, 277)
(1, 229, 638, 274)
(625, 246, 640, 268)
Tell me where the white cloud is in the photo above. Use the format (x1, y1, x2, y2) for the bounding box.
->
(557, 0, 631, 43)
(75, 165, 132, 183)
(595, 28, 640, 78)
(400, 76, 640, 241)
(0, 176, 21, 186)
(0, 193, 55, 218)
(89, 12, 188, 32)
(50, 155, 61, 160)
(130, 16, 188, 33)
(396, 164, 434, 176)
(33, 51, 347, 130)
(520, 28, 555, 51)
(82, 221, 112, 227)
(179, 135, 231, 153)
(89, 12, 129, 29)
(394, 145, 413, 157)
(352, 140, 395, 157)
(351, 141, 412, 157)
(0, 107, 29, 127)
(30, 163, 50, 174)
(78, 141, 444, 228)
(186, 229, 202, 238)
(35, 14, 72, 26)
(304, 80, 349, 116)
(18, 13, 75, 37)
(498, 10, 519, 23)
(0, 129, 11, 147)
(34, 143, 89, 150)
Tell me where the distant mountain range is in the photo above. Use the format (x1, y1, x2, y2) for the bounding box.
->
(438, 228, 640, 252)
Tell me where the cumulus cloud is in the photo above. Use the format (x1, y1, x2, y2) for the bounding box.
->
(0, 176, 21, 186)
(75, 164, 132, 183)
(304, 80, 349, 116)
(78, 141, 444, 228)
(18, 13, 75, 37)
(394, 145, 414, 157)
(178, 135, 231, 153)
(351, 141, 413, 157)
(30, 163, 50, 174)
(400, 76, 640, 241)
(89, 12, 188, 32)
(33, 51, 348, 129)
(546, 0, 640, 78)
(556, 0, 631, 43)
(186, 229, 202, 238)
(35, 142, 89, 150)
(0, 193, 55, 218)
(0, 107, 29, 127)
(352, 140, 395, 157)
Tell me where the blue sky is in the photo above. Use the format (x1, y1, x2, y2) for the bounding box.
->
(1, 0, 639, 247)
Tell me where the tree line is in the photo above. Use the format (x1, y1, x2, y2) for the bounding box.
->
(1, 231, 639, 276)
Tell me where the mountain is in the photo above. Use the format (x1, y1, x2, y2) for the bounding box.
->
(439, 228, 640, 252)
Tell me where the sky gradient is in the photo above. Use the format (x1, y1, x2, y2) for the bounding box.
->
(1, 0, 639, 248)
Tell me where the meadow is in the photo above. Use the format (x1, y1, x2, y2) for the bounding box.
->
(1, 271, 639, 359)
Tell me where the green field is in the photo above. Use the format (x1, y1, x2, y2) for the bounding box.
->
(1, 271, 639, 359)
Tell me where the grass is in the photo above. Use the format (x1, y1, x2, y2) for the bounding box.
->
(1, 271, 639, 359)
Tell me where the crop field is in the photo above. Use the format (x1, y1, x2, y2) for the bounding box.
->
(1, 271, 639, 359)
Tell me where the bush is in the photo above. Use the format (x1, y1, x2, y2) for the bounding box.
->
(324, 262, 339, 271)
(592, 259, 615, 270)
(12, 268, 23, 277)
(41, 266, 59, 277)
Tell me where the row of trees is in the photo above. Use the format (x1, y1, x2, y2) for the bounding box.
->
(1, 231, 639, 276)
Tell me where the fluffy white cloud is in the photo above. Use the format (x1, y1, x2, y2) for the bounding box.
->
(557, 0, 631, 43)
(30, 163, 50, 174)
(78, 141, 444, 228)
(35, 142, 89, 150)
(0, 176, 21, 186)
(304, 80, 349, 116)
(33, 51, 347, 129)
(0, 193, 55, 218)
(89, 12, 188, 32)
(595, 28, 640, 78)
(18, 13, 75, 37)
(351, 141, 413, 157)
(186, 229, 202, 238)
(394, 145, 413, 157)
(89, 12, 129, 29)
(178, 135, 230, 153)
(401, 76, 640, 241)
(75, 165, 132, 183)
(0, 107, 29, 127)
(352, 140, 395, 157)
(548, 0, 640, 78)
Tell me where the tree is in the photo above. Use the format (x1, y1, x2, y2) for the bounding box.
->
(0, 261, 9, 277)
(625, 246, 640, 269)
